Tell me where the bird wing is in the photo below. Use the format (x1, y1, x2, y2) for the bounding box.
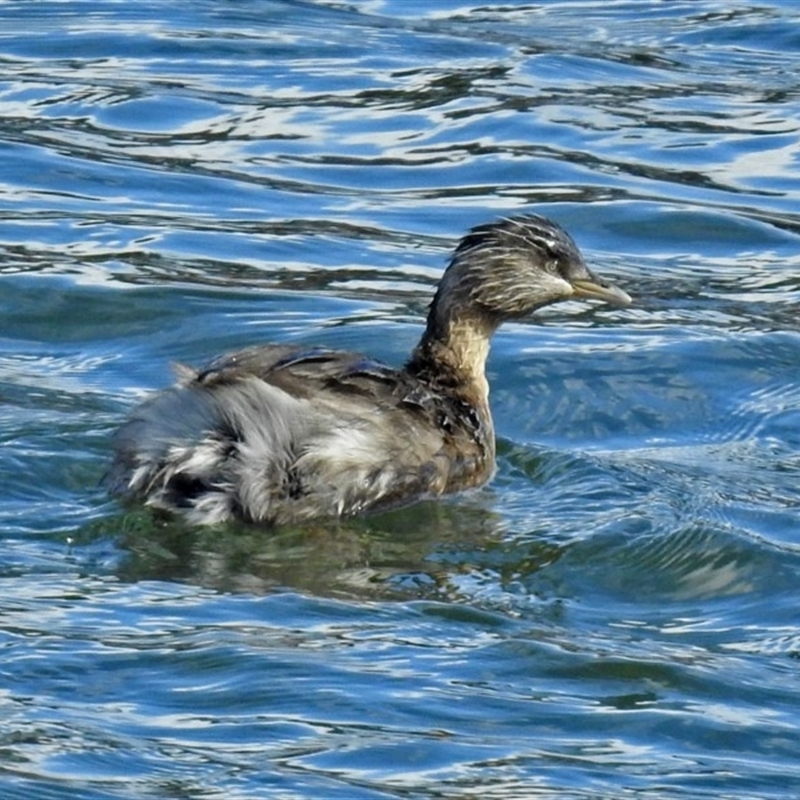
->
(192, 343, 417, 404)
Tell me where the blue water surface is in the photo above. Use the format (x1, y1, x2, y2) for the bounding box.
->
(1, 1, 800, 798)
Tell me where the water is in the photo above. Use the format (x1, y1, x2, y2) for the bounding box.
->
(2, 1, 800, 797)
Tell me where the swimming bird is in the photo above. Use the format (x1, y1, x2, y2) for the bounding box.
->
(107, 214, 631, 527)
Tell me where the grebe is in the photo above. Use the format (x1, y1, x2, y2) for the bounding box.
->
(107, 215, 631, 526)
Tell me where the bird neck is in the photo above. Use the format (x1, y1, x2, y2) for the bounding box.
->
(406, 309, 496, 404)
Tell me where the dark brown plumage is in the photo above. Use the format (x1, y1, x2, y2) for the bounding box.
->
(107, 214, 631, 526)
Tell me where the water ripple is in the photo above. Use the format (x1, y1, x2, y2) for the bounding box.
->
(3, 2, 800, 798)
